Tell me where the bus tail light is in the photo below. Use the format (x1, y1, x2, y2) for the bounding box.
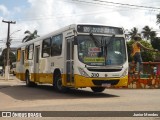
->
(78, 67, 90, 77)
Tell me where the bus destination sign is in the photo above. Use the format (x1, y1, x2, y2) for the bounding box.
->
(77, 25, 123, 34)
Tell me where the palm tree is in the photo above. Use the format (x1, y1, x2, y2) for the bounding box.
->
(128, 27, 139, 40)
(150, 31, 157, 41)
(156, 13, 160, 25)
(141, 26, 156, 41)
(22, 30, 40, 43)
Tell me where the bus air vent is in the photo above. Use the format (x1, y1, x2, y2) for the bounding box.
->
(92, 80, 119, 85)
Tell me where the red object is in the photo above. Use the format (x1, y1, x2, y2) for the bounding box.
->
(157, 64, 160, 75)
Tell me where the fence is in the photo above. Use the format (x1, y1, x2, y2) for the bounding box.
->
(127, 62, 160, 89)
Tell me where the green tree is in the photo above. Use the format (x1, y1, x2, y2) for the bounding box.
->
(0, 55, 3, 67)
(150, 31, 157, 40)
(151, 37, 160, 61)
(127, 40, 155, 62)
(141, 26, 156, 41)
(155, 13, 160, 61)
(151, 37, 160, 51)
(1, 48, 16, 68)
(156, 13, 160, 25)
(22, 30, 40, 43)
(128, 27, 139, 40)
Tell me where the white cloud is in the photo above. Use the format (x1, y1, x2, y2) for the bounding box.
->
(1, 0, 160, 48)
(24, 0, 83, 35)
(13, 7, 21, 13)
(0, 4, 9, 16)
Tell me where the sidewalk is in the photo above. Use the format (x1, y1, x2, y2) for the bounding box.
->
(0, 75, 24, 87)
(0, 75, 14, 80)
(0, 74, 21, 82)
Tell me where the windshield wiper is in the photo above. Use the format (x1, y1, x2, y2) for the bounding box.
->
(89, 33, 101, 47)
(102, 34, 115, 66)
(90, 33, 115, 47)
(104, 34, 115, 47)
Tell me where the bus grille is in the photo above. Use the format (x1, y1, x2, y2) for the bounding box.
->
(92, 80, 119, 85)
(87, 69, 122, 72)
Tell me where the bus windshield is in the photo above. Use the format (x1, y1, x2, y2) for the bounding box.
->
(77, 35, 126, 66)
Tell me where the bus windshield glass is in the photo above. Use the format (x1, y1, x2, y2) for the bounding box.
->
(77, 35, 126, 66)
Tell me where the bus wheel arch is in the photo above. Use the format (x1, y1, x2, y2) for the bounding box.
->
(25, 70, 36, 87)
(53, 69, 68, 92)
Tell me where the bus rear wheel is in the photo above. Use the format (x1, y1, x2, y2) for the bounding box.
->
(54, 73, 68, 92)
(13, 71, 15, 76)
(91, 87, 105, 93)
(25, 72, 36, 87)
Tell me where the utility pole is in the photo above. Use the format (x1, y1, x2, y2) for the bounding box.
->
(2, 20, 16, 80)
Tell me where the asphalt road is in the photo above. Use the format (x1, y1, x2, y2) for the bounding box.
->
(0, 75, 160, 120)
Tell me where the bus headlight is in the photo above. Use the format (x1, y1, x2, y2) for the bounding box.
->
(121, 68, 128, 78)
(78, 67, 90, 77)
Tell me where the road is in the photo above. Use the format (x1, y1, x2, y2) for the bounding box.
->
(0, 75, 160, 120)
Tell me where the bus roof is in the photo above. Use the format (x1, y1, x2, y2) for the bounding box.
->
(17, 23, 123, 48)
(17, 24, 77, 48)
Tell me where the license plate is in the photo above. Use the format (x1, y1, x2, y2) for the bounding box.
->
(102, 83, 111, 88)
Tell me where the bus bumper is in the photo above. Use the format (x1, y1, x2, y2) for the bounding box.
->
(74, 74, 128, 88)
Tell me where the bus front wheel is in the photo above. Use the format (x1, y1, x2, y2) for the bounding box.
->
(91, 87, 105, 93)
(54, 73, 68, 92)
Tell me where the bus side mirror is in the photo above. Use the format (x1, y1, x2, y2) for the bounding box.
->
(74, 36, 78, 45)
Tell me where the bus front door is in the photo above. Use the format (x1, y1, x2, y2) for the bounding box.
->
(34, 46, 40, 82)
(66, 37, 74, 85)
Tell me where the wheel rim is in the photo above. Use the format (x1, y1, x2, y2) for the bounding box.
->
(26, 73, 29, 85)
(57, 77, 63, 90)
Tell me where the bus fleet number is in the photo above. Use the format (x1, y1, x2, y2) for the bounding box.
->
(91, 73, 99, 77)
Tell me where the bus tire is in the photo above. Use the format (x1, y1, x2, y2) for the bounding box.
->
(53, 72, 68, 92)
(91, 87, 105, 93)
(13, 71, 15, 76)
(25, 71, 36, 87)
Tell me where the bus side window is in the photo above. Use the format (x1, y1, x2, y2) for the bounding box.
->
(17, 48, 21, 62)
(42, 38, 51, 57)
(28, 44, 34, 60)
(21, 50, 25, 65)
(51, 34, 62, 56)
(25, 46, 28, 60)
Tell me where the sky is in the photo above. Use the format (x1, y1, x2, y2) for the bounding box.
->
(0, 0, 160, 49)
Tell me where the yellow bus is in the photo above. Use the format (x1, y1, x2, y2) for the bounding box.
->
(16, 24, 128, 92)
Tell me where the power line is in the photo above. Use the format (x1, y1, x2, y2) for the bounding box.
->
(10, 0, 159, 22)
(71, 0, 160, 12)
(0, 1, 159, 47)
(0, 0, 158, 25)
(15, 8, 158, 22)
(73, 0, 160, 10)
(94, 0, 160, 9)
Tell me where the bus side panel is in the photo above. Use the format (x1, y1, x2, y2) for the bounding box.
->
(38, 73, 53, 84)
(38, 58, 53, 83)
(16, 72, 25, 81)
